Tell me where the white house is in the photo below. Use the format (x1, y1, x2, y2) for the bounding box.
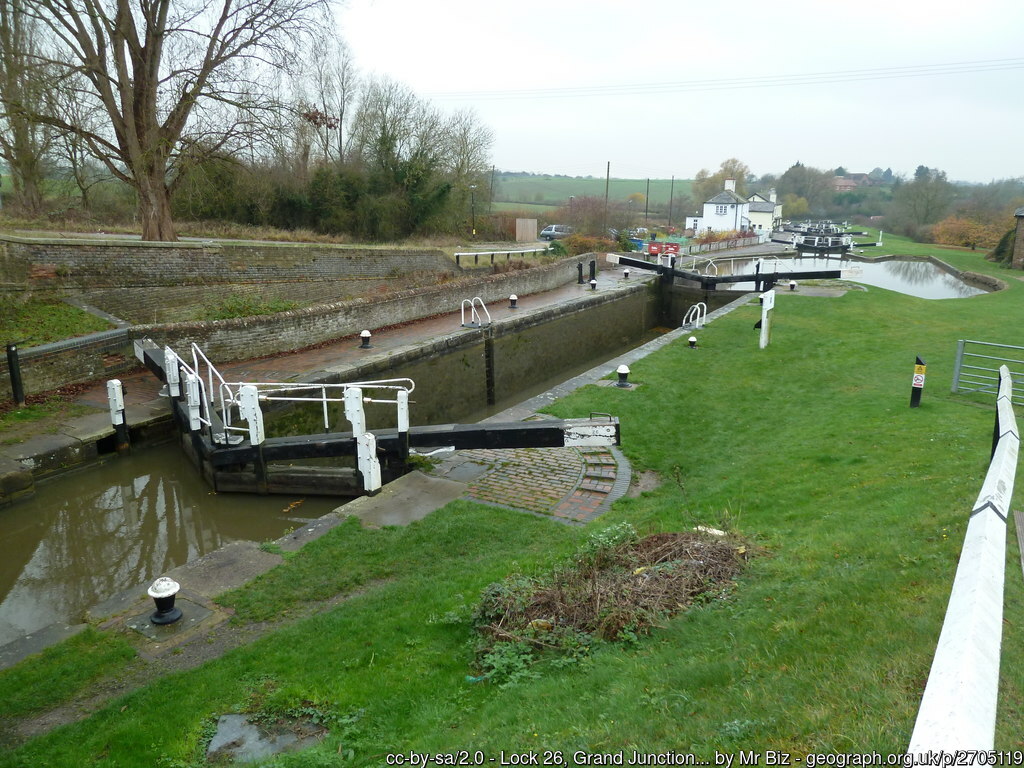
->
(685, 179, 749, 235)
(746, 189, 782, 233)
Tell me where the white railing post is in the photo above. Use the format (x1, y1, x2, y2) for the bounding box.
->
(908, 366, 1017, 753)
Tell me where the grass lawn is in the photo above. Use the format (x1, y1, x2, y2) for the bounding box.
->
(0, 298, 113, 347)
(1, 234, 1023, 763)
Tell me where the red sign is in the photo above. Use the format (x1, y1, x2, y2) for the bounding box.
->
(664, 243, 680, 254)
(647, 242, 663, 255)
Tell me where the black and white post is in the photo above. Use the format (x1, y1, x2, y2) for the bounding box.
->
(910, 356, 926, 408)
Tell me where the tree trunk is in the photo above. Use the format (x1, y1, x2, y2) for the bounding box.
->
(136, 174, 177, 241)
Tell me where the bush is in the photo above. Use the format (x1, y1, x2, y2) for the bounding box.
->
(990, 227, 1017, 265)
(561, 233, 616, 257)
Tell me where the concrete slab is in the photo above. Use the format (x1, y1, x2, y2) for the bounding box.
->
(0, 455, 34, 507)
(276, 512, 349, 553)
(168, 540, 283, 598)
(124, 597, 214, 643)
(342, 470, 466, 528)
(0, 431, 94, 475)
(0, 622, 87, 671)
(59, 411, 115, 442)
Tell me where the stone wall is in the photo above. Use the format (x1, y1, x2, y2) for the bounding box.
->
(0, 234, 453, 289)
(0, 256, 585, 396)
(0, 234, 456, 323)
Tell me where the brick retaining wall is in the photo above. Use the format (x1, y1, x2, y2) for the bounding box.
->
(0, 234, 453, 290)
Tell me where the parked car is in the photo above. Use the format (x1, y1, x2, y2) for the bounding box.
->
(540, 224, 574, 240)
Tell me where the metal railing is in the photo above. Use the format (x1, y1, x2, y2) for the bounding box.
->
(681, 302, 707, 329)
(161, 342, 415, 443)
(909, 366, 1018, 752)
(460, 297, 491, 328)
(454, 247, 550, 267)
(951, 339, 1024, 404)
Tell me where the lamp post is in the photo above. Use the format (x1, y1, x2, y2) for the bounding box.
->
(469, 184, 477, 239)
(569, 195, 575, 226)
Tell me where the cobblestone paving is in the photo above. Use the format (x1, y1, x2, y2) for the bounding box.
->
(444, 445, 627, 524)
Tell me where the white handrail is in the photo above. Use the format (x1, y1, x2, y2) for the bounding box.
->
(682, 302, 707, 329)
(460, 297, 491, 328)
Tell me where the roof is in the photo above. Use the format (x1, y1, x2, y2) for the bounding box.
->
(748, 202, 776, 213)
(1016, 206, 1024, 217)
(748, 193, 770, 203)
(706, 190, 747, 205)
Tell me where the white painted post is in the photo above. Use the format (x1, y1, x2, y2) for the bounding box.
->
(164, 346, 180, 397)
(106, 379, 125, 426)
(344, 386, 366, 436)
(908, 366, 1017, 753)
(759, 289, 775, 349)
(356, 433, 382, 493)
(397, 390, 410, 434)
(237, 385, 265, 446)
(344, 386, 382, 494)
(185, 373, 202, 431)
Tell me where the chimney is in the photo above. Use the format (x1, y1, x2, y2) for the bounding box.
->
(724, 178, 736, 192)
(769, 188, 777, 203)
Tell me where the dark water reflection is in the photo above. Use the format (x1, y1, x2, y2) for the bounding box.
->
(0, 446, 340, 647)
(0, 325, 666, 648)
(717, 256, 987, 299)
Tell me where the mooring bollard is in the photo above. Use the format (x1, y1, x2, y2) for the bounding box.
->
(577, 262, 584, 284)
(509, 294, 518, 309)
(688, 336, 698, 349)
(590, 279, 597, 291)
(106, 379, 131, 453)
(359, 330, 372, 349)
(789, 280, 797, 291)
(147, 577, 183, 625)
(616, 365, 631, 388)
(6, 342, 26, 406)
(623, 268, 630, 280)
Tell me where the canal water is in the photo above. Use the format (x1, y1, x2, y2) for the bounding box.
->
(0, 318, 664, 648)
(709, 255, 988, 299)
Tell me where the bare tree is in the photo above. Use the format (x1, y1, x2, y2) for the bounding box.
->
(304, 27, 358, 164)
(0, 0, 53, 213)
(19, 0, 329, 240)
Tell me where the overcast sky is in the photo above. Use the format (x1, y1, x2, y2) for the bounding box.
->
(336, 0, 1023, 183)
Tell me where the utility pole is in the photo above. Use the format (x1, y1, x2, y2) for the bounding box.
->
(603, 161, 610, 233)
(488, 165, 495, 214)
(668, 175, 675, 230)
(644, 177, 649, 224)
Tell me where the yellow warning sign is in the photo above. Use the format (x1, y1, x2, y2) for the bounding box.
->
(914, 364, 927, 375)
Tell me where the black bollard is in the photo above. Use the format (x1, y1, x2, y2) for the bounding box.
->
(616, 365, 631, 388)
(577, 262, 584, 284)
(359, 330, 372, 349)
(148, 577, 183, 625)
(6, 342, 25, 406)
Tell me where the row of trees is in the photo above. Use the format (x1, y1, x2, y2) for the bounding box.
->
(0, 0, 494, 241)
(692, 158, 1023, 249)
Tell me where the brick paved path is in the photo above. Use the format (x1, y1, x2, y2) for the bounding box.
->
(429, 444, 631, 524)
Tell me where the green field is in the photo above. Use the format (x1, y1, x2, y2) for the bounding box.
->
(2, 234, 1023, 761)
(494, 175, 694, 209)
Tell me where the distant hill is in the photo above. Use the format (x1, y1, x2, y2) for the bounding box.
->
(491, 173, 694, 212)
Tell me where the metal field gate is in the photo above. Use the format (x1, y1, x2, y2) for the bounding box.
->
(951, 339, 1024, 404)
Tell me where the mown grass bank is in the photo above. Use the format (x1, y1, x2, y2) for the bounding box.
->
(1, 235, 1022, 763)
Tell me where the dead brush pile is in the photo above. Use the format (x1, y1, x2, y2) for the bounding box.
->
(469, 523, 752, 683)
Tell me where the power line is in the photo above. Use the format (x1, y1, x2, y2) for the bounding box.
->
(425, 58, 1024, 101)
